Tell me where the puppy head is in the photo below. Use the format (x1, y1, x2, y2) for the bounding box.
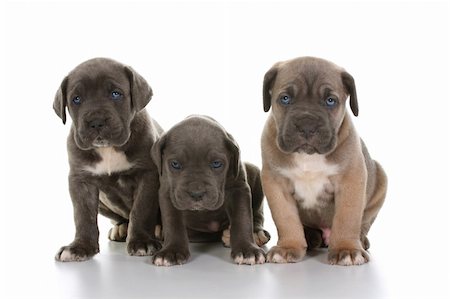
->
(53, 58, 153, 150)
(151, 115, 240, 211)
(263, 56, 358, 155)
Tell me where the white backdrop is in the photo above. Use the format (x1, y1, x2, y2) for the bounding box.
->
(1, 1, 449, 298)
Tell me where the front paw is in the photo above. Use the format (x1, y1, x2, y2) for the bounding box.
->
(153, 248, 190, 266)
(127, 238, 161, 256)
(231, 245, 266, 265)
(55, 242, 99, 262)
(267, 245, 306, 263)
(328, 248, 370, 266)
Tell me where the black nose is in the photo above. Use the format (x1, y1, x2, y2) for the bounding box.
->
(88, 118, 106, 129)
(297, 122, 319, 140)
(189, 190, 206, 201)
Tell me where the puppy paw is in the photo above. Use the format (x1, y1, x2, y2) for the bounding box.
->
(267, 245, 306, 263)
(304, 227, 324, 250)
(55, 243, 99, 262)
(153, 249, 190, 266)
(328, 248, 370, 266)
(127, 238, 161, 256)
(254, 229, 271, 247)
(231, 245, 266, 265)
(221, 228, 231, 248)
(361, 235, 370, 250)
(155, 225, 163, 241)
(108, 223, 128, 242)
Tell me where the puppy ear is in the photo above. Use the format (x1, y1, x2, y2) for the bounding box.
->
(341, 71, 359, 116)
(125, 66, 153, 112)
(225, 132, 241, 180)
(263, 64, 279, 112)
(151, 134, 167, 176)
(53, 76, 68, 124)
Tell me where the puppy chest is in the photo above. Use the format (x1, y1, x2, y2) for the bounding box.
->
(279, 154, 339, 209)
(84, 147, 134, 176)
(291, 175, 334, 208)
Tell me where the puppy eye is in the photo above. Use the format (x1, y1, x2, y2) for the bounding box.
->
(111, 91, 122, 100)
(170, 160, 182, 170)
(211, 161, 223, 169)
(325, 97, 337, 107)
(72, 96, 81, 105)
(279, 95, 291, 105)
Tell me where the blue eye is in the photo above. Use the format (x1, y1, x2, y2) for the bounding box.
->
(72, 96, 81, 105)
(111, 91, 122, 100)
(325, 97, 337, 107)
(279, 95, 291, 105)
(170, 160, 182, 170)
(211, 161, 223, 169)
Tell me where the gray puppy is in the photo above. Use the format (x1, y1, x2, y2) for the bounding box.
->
(151, 116, 269, 266)
(54, 58, 163, 261)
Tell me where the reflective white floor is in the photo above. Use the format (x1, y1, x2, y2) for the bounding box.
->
(1, 221, 448, 299)
(51, 242, 387, 299)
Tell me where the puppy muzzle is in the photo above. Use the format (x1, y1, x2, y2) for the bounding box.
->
(278, 116, 335, 155)
(75, 110, 130, 150)
(173, 185, 223, 211)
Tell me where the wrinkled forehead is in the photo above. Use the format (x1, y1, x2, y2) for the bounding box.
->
(164, 124, 228, 158)
(67, 62, 129, 90)
(275, 60, 345, 95)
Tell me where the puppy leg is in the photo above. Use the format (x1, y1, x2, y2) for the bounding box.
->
(360, 161, 388, 250)
(97, 201, 129, 242)
(263, 170, 307, 263)
(328, 165, 369, 266)
(252, 201, 271, 247)
(223, 168, 271, 248)
(153, 186, 190, 266)
(227, 185, 266, 265)
(222, 226, 268, 248)
(248, 166, 271, 247)
(127, 170, 162, 256)
(55, 177, 100, 262)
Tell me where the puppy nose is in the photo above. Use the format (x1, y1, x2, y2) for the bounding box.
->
(297, 122, 319, 140)
(88, 118, 106, 129)
(189, 190, 206, 201)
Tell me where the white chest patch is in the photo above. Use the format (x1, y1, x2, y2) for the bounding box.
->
(278, 153, 339, 209)
(84, 147, 134, 176)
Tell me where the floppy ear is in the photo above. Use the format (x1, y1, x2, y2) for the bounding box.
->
(341, 71, 359, 116)
(125, 66, 153, 112)
(263, 64, 279, 112)
(224, 132, 241, 180)
(53, 76, 68, 124)
(150, 134, 167, 176)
